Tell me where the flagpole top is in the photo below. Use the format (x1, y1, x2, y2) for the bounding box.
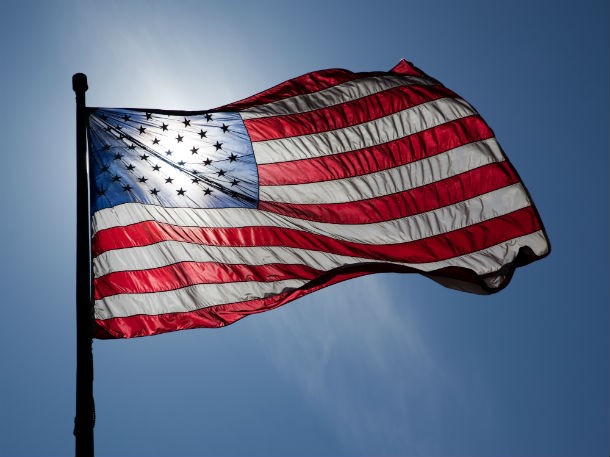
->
(72, 73, 88, 93)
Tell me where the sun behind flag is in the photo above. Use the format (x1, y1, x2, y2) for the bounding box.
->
(88, 60, 550, 339)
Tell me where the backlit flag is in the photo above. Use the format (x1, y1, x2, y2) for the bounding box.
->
(88, 60, 549, 338)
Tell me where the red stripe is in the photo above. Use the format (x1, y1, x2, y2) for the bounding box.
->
(257, 115, 493, 186)
(93, 207, 539, 265)
(259, 162, 518, 224)
(218, 61, 428, 112)
(390, 60, 426, 77)
(94, 262, 321, 300)
(95, 268, 375, 338)
(217, 69, 366, 111)
(244, 84, 456, 141)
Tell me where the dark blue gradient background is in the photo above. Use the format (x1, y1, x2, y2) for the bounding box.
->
(0, 1, 607, 456)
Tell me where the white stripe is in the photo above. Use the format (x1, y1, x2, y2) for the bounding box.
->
(259, 138, 504, 204)
(94, 230, 548, 279)
(94, 231, 548, 319)
(94, 242, 367, 277)
(94, 278, 307, 320)
(93, 184, 531, 246)
(252, 97, 476, 164)
(240, 74, 435, 120)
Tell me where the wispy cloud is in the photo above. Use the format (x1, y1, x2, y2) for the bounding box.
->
(251, 274, 455, 455)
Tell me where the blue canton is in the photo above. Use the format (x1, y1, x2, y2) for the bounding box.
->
(88, 109, 259, 212)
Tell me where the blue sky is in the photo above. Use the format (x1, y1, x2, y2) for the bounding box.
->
(0, 1, 608, 456)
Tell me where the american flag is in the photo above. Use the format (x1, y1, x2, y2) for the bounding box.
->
(88, 60, 549, 339)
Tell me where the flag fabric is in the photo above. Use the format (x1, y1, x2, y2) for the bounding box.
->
(88, 60, 549, 339)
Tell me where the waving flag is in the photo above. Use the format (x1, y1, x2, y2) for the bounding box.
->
(88, 60, 549, 338)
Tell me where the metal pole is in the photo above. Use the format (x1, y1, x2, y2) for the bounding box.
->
(72, 73, 95, 457)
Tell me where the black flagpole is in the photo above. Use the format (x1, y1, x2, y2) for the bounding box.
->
(72, 73, 95, 457)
